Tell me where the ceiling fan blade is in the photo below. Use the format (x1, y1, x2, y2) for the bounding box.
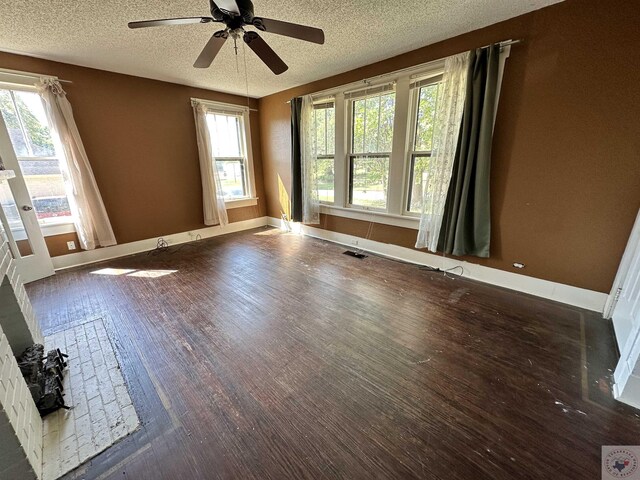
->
(212, 0, 241, 16)
(252, 17, 325, 45)
(243, 31, 288, 75)
(128, 17, 216, 29)
(194, 31, 229, 68)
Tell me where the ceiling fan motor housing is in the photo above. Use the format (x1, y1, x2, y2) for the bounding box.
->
(210, 0, 255, 24)
(130, 0, 324, 75)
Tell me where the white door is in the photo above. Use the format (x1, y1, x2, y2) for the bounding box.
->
(612, 209, 640, 408)
(0, 110, 54, 283)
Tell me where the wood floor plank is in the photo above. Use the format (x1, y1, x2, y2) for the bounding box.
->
(24, 227, 639, 479)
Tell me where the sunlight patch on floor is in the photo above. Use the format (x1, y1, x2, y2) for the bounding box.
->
(127, 270, 177, 278)
(90, 268, 136, 276)
(90, 268, 177, 278)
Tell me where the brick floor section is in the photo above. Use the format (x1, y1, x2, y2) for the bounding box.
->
(42, 319, 139, 480)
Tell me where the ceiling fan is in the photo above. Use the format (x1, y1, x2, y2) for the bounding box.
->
(128, 0, 325, 75)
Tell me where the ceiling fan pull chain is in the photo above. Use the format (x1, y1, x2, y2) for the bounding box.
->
(235, 43, 240, 74)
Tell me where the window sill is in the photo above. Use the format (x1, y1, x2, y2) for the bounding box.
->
(41, 221, 76, 237)
(319, 205, 419, 230)
(8, 221, 75, 241)
(225, 197, 258, 209)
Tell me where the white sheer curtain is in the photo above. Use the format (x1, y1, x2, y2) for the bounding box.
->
(415, 52, 470, 251)
(192, 101, 228, 227)
(37, 78, 116, 250)
(300, 95, 319, 224)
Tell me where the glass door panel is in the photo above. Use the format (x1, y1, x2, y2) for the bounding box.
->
(0, 180, 34, 257)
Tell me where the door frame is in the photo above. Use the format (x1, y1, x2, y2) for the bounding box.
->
(610, 207, 640, 407)
(604, 208, 640, 320)
(0, 104, 55, 283)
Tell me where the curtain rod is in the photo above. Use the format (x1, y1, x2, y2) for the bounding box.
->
(191, 97, 258, 112)
(285, 38, 523, 103)
(0, 67, 72, 84)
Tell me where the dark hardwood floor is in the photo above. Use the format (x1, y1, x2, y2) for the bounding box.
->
(26, 227, 639, 479)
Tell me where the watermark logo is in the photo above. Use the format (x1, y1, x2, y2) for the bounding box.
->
(603, 446, 640, 479)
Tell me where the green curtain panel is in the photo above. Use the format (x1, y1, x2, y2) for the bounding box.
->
(290, 97, 303, 222)
(438, 45, 500, 258)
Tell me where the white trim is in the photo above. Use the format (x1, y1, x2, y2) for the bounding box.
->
(320, 205, 419, 230)
(333, 93, 346, 208)
(225, 197, 258, 209)
(268, 217, 607, 313)
(387, 75, 411, 216)
(0, 68, 58, 89)
(52, 216, 269, 271)
(614, 372, 640, 411)
(7, 221, 76, 241)
(604, 208, 640, 319)
(311, 59, 446, 100)
(190, 97, 252, 114)
(42, 222, 76, 236)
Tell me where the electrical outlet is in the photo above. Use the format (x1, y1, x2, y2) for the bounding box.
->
(67, 241, 76, 250)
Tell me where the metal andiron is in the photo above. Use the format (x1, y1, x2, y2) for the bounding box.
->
(16, 344, 70, 416)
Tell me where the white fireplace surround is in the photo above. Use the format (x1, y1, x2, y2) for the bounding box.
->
(0, 233, 44, 479)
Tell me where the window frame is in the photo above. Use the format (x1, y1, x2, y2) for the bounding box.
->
(403, 74, 444, 217)
(308, 60, 446, 230)
(345, 87, 396, 212)
(312, 99, 336, 205)
(195, 98, 258, 209)
(0, 79, 77, 234)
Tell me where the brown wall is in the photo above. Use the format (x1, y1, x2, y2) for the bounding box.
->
(258, 0, 640, 293)
(0, 51, 267, 254)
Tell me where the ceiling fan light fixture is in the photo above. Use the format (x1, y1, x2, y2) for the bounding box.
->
(129, 0, 325, 74)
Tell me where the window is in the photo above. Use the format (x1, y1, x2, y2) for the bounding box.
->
(0, 88, 73, 225)
(348, 89, 395, 210)
(205, 111, 251, 200)
(313, 101, 335, 203)
(407, 79, 441, 213)
(299, 58, 478, 229)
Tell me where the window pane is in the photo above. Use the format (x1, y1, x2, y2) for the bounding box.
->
(352, 99, 365, 154)
(207, 114, 242, 158)
(408, 154, 432, 212)
(364, 96, 380, 153)
(351, 92, 395, 154)
(313, 103, 335, 157)
(314, 108, 327, 156)
(326, 107, 335, 155)
(0, 89, 29, 156)
(13, 91, 56, 157)
(317, 157, 334, 203)
(216, 159, 246, 198)
(379, 93, 395, 152)
(0, 180, 34, 256)
(350, 155, 389, 209)
(414, 83, 439, 152)
(19, 160, 72, 221)
(312, 102, 335, 203)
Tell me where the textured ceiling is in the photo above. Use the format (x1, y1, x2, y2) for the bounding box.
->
(0, 0, 562, 98)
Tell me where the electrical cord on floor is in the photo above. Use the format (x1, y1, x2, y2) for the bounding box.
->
(147, 235, 204, 256)
(419, 264, 464, 277)
(147, 237, 170, 256)
(170, 234, 203, 254)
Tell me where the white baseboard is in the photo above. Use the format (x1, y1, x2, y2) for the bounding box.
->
(614, 373, 640, 411)
(52, 216, 269, 271)
(268, 217, 607, 313)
